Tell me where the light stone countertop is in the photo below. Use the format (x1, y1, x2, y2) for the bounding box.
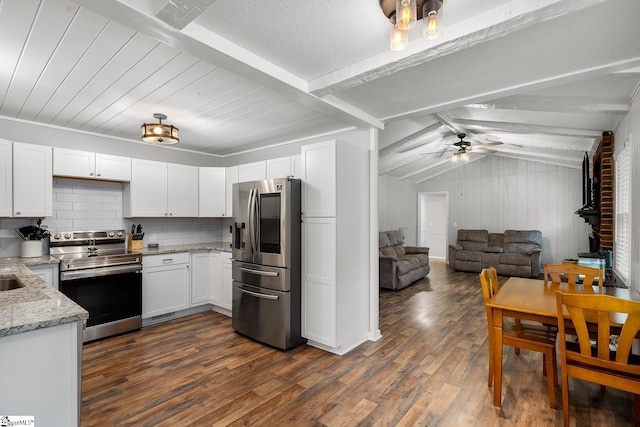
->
(135, 241, 232, 255)
(0, 258, 88, 338)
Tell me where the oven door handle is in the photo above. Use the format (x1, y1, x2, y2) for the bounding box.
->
(60, 264, 142, 281)
(237, 287, 279, 300)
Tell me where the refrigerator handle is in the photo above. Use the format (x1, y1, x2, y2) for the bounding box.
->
(247, 188, 255, 255)
(238, 287, 279, 300)
(253, 190, 260, 252)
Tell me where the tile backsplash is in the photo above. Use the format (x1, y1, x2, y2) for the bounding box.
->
(0, 177, 231, 257)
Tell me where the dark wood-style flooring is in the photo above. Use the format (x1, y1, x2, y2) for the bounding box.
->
(81, 260, 635, 426)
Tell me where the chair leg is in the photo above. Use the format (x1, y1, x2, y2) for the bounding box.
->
(561, 369, 570, 426)
(545, 349, 556, 409)
(542, 353, 547, 376)
(488, 340, 494, 388)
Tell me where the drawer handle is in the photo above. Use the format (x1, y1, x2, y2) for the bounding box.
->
(238, 288, 279, 300)
(162, 259, 174, 263)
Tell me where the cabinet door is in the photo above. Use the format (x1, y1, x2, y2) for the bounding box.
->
(220, 253, 232, 311)
(302, 217, 336, 346)
(266, 157, 291, 179)
(128, 159, 167, 217)
(167, 163, 199, 217)
(95, 153, 131, 181)
(13, 142, 52, 218)
(290, 155, 302, 180)
(28, 264, 59, 289)
(53, 147, 95, 179)
(190, 252, 212, 306)
(225, 166, 238, 217)
(238, 161, 266, 182)
(142, 263, 190, 318)
(199, 167, 226, 217)
(209, 252, 221, 305)
(301, 140, 336, 217)
(0, 139, 11, 217)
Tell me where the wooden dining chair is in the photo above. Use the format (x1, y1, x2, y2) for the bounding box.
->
(543, 263, 603, 288)
(479, 267, 558, 408)
(555, 291, 640, 426)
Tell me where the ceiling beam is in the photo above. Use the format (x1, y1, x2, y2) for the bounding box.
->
(463, 95, 631, 115)
(453, 118, 603, 139)
(379, 122, 444, 156)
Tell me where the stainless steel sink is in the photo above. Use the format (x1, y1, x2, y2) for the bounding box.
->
(0, 276, 25, 291)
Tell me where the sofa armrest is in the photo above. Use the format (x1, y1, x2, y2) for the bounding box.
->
(379, 256, 397, 289)
(449, 243, 463, 251)
(405, 246, 429, 255)
(527, 248, 542, 255)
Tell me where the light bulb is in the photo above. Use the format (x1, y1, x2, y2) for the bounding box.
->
(424, 11, 440, 39)
(461, 151, 469, 162)
(396, 0, 416, 30)
(153, 126, 163, 135)
(390, 26, 408, 51)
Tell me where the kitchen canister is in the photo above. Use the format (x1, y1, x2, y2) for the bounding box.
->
(21, 240, 43, 258)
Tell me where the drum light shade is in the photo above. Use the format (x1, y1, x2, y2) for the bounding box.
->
(141, 113, 179, 145)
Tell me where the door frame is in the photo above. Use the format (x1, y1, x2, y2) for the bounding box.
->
(417, 191, 449, 260)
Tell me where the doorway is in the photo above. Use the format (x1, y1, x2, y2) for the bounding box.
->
(418, 192, 448, 259)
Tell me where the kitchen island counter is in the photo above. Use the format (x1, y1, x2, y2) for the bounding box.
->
(0, 258, 88, 338)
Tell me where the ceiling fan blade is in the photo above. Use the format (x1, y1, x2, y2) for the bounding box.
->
(478, 140, 503, 146)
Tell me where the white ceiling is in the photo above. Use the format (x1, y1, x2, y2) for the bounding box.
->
(0, 0, 639, 181)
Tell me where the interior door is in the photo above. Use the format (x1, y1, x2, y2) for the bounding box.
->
(418, 192, 448, 259)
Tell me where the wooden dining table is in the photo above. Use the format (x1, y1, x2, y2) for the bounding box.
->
(486, 276, 639, 407)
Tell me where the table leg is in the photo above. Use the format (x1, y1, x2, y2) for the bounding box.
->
(493, 307, 504, 407)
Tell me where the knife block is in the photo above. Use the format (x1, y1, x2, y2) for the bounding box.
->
(127, 234, 144, 250)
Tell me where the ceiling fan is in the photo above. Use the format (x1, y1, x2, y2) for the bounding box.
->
(421, 133, 501, 158)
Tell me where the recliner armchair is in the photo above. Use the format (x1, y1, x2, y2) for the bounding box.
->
(379, 230, 430, 290)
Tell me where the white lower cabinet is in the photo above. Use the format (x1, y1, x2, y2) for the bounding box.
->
(142, 253, 190, 319)
(220, 252, 232, 311)
(190, 252, 214, 306)
(28, 264, 59, 290)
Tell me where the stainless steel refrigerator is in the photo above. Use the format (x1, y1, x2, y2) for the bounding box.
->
(231, 177, 304, 350)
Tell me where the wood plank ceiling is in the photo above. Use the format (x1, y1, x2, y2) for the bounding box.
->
(0, 0, 639, 180)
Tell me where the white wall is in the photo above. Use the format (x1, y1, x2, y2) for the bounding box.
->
(614, 88, 640, 290)
(416, 156, 591, 265)
(378, 175, 417, 245)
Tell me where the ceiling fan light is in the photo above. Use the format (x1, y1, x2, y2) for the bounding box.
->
(390, 25, 408, 51)
(396, 0, 416, 30)
(141, 113, 179, 145)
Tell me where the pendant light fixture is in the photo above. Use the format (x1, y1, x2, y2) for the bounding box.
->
(141, 113, 179, 145)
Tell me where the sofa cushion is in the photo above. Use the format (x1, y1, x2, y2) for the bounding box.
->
(488, 233, 503, 248)
(499, 253, 531, 266)
(483, 246, 504, 253)
(396, 259, 414, 275)
(457, 229, 489, 251)
(393, 244, 406, 257)
(455, 250, 482, 262)
(404, 253, 429, 268)
(380, 246, 396, 258)
(379, 232, 391, 248)
(387, 230, 403, 245)
(502, 230, 541, 254)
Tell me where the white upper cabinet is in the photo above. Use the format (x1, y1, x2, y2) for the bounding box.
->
(199, 167, 226, 217)
(290, 155, 302, 179)
(238, 161, 266, 182)
(0, 139, 12, 217)
(301, 140, 336, 217)
(13, 142, 52, 218)
(167, 163, 199, 217)
(266, 156, 291, 179)
(124, 159, 198, 217)
(53, 148, 131, 181)
(225, 166, 239, 218)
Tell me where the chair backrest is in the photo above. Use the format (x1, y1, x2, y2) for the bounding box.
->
(543, 263, 602, 288)
(555, 292, 640, 377)
(479, 267, 499, 303)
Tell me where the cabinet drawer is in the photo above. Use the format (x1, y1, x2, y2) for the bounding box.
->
(143, 252, 190, 268)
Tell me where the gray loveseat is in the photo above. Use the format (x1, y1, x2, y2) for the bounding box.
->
(448, 229, 542, 278)
(379, 230, 430, 290)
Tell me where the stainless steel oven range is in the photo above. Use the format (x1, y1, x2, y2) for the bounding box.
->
(50, 229, 142, 342)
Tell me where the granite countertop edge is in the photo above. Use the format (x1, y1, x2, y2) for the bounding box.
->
(137, 241, 232, 255)
(0, 260, 88, 338)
